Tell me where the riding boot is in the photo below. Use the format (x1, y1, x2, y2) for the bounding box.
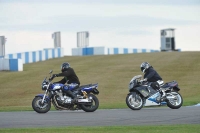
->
(159, 90, 167, 102)
(65, 90, 78, 103)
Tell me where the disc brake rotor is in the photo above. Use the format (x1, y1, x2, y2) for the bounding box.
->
(129, 96, 141, 107)
(36, 99, 48, 109)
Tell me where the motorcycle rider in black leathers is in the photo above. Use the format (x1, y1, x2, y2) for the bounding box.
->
(51, 62, 80, 103)
(140, 62, 163, 90)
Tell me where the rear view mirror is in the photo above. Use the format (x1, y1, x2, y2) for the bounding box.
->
(49, 70, 53, 74)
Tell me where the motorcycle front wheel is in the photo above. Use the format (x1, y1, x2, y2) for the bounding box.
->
(126, 93, 144, 110)
(80, 94, 99, 112)
(32, 97, 51, 113)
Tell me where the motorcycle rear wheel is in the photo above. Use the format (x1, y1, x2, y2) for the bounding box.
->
(167, 91, 183, 109)
(80, 94, 99, 112)
(126, 93, 144, 110)
(32, 97, 51, 113)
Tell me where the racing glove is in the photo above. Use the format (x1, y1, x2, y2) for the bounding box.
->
(52, 74, 58, 77)
(49, 74, 58, 80)
(143, 78, 147, 81)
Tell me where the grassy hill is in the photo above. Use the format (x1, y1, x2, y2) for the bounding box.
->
(0, 51, 200, 111)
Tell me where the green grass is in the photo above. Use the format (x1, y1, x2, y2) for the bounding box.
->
(0, 51, 200, 111)
(0, 125, 200, 133)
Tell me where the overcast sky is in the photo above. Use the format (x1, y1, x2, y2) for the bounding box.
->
(0, 0, 200, 55)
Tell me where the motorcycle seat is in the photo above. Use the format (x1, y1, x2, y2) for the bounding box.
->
(161, 81, 177, 88)
(77, 84, 93, 90)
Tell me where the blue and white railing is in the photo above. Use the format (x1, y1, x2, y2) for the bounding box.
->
(4, 47, 64, 64)
(108, 48, 158, 54)
(0, 47, 64, 71)
(72, 46, 159, 56)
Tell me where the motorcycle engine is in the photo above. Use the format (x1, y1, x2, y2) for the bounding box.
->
(63, 96, 72, 103)
(55, 90, 72, 104)
(55, 90, 64, 100)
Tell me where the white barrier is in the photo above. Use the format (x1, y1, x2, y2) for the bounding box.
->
(0, 58, 9, 71)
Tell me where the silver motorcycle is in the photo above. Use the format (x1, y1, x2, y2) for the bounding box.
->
(126, 75, 183, 110)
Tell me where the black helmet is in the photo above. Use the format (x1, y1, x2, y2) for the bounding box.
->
(140, 62, 151, 73)
(61, 62, 70, 72)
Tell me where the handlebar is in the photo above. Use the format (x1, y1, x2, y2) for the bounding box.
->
(139, 79, 148, 85)
(140, 79, 144, 83)
(49, 76, 55, 81)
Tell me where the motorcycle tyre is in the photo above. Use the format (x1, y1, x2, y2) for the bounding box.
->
(167, 91, 183, 109)
(32, 97, 51, 113)
(80, 94, 99, 112)
(126, 93, 144, 110)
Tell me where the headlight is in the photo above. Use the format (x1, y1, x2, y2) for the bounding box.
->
(129, 82, 134, 89)
(42, 84, 48, 90)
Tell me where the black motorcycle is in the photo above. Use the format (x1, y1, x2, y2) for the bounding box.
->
(32, 70, 100, 113)
(126, 75, 183, 110)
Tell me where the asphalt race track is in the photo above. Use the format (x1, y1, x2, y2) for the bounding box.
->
(0, 106, 199, 128)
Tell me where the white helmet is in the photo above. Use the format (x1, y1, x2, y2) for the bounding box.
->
(140, 62, 151, 73)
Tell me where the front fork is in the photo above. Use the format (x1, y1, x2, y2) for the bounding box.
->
(41, 83, 51, 104)
(41, 89, 48, 104)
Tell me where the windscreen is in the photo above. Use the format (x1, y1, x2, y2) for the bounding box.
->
(130, 75, 142, 83)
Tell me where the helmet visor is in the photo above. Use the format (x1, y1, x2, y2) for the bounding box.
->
(141, 67, 145, 72)
(61, 65, 63, 71)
